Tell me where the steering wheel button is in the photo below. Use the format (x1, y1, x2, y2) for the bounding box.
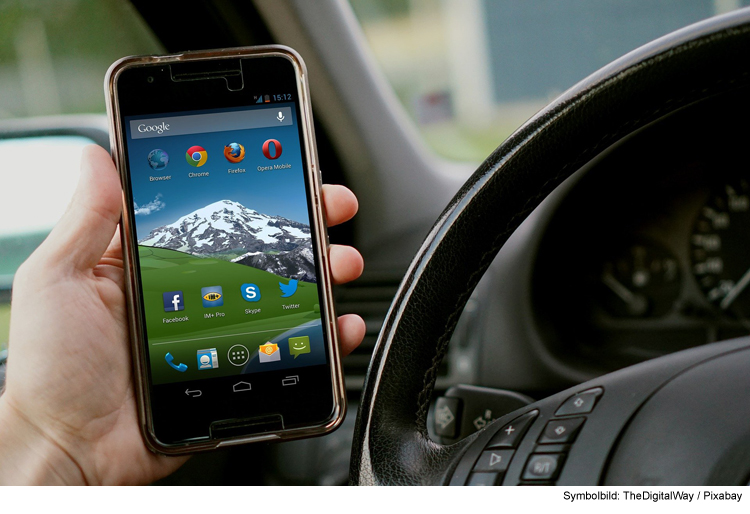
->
(555, 388, 603, 416)
(486, 410, 538, 448)
(466, 472, 502, 486)
(523, 454, 564, 481)
(538, 417, 585, 444)
(473, 449, 514, 472)
(433, 397, 461, 438)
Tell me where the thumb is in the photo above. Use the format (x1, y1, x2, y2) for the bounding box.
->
(35, 145, 123, 273)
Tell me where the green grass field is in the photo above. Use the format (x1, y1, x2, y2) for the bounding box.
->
(139, 246, 321, 384)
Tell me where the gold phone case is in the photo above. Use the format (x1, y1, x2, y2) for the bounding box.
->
(105, 45, 346, 454)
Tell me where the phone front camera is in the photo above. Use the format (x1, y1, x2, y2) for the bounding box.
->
(147, 76, 155, 83)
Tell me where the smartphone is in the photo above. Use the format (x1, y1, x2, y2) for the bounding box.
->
(105, 46, 345, 453)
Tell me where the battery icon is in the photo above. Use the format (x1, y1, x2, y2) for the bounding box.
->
(264, 95, 270, 103)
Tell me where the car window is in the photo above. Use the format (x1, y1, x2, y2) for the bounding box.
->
(0, 0, 161, 118)
(349, 0, 750, 162)
(0, 0, 162, 353)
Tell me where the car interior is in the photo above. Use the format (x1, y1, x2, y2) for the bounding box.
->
(2, 0, 750, 486)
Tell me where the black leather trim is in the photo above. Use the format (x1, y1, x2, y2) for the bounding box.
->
(350, 8, 750, 485)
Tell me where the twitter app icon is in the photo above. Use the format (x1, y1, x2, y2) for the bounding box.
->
(279, 279, 298, 298)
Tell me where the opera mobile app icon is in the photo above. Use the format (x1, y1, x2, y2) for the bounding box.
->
(262, 139, 282, 160)
(185, 145, 208, 167)
(224, 142, 245, 163)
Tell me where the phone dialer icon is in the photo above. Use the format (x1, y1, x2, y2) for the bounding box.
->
(165, 352, 187, 372)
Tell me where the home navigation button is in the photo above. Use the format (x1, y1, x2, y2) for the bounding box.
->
(233, 381, 252, 392)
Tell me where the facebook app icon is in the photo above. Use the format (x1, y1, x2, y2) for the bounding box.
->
(163, 291, 185, 312)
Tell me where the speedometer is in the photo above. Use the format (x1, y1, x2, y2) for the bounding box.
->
(691, 178, 750, 317)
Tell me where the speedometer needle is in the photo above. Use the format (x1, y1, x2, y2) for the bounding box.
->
(719, 266, 750, 310)
(602, 272, 648, 316)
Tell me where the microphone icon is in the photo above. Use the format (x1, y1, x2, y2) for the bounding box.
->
(276, 111, 285, 122)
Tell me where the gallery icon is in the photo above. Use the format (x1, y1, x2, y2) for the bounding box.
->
(262, 139, 282, 160)
(185, 145, 208, 167)
(289, 336, 311, 359)
(279, 279, 298, 298)
(147, 149, 169, 170)
(241, 283, 261, 302)
(162, 291, 184, 312)
(201, 286, 223, 308)
(258, 342, 280, 363)
(197, 348, 219, 370)
(227, 344, 249, 366)
(224, 142, 245, 163)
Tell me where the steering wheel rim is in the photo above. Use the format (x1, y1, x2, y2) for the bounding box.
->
(350, 8, 750, 485)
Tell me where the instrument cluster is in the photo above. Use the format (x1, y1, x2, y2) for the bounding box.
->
(532, 95, 750, 371)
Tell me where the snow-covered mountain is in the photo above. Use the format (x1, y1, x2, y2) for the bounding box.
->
(232, 240, 316, 283)
(138, 200, 316, 281)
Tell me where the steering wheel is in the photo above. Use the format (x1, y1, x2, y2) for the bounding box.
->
(350, 9, 750, 486)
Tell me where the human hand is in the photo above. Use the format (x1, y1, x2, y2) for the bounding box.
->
(0, 145, 365, 485)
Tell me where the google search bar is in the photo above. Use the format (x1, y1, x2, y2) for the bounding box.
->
(129, 107, 293, 140)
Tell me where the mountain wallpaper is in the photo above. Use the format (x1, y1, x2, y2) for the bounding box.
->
(138, 199, 316, 282)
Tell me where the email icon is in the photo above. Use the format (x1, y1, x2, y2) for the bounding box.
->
(258, 342, 280, 363)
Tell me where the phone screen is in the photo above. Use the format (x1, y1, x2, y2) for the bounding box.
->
(114, 55, 339, 446)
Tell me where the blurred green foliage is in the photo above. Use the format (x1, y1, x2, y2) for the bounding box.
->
(0, 0, 161, 117)
(350, 0, 409, 22)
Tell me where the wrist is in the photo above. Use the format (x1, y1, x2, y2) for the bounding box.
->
(0, 395, 87, 485)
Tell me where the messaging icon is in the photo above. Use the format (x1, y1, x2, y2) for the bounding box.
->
(289, 336, 311, 359)
(258, 342, 280, 363)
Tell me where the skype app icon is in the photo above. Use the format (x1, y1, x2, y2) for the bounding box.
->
(241, 283, 261, 302)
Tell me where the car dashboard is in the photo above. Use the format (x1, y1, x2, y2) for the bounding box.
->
(527, 90, 750, 379)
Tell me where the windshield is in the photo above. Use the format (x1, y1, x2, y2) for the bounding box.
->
(349, 0, 750, 161)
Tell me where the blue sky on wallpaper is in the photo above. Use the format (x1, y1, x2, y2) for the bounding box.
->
(125, 104, 310, 240)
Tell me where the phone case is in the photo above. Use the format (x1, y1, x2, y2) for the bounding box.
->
(104, 45, 346, 454)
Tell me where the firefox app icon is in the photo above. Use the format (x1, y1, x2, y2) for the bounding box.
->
(224, 142, 245, 163)
(185, 145, 207, 167)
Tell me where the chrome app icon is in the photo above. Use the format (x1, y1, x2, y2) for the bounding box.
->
(186, 145, 208, 167)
